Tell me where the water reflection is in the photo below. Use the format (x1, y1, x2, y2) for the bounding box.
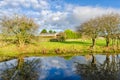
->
(0, 54, 120, 80)
(1, 57, 41, 80)
(75, 54, 120, 80)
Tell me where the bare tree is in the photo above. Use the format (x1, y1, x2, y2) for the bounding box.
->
(78, 18, 100, 47)
(0, 15, 39, 46)
(99, 13, 120, 47)
(78, 13, 120, 47)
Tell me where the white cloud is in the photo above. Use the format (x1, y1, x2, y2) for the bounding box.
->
(41, 10, 51, 16)
(0, 0, 49, 10)
(52, 16, 59, 21)
(72, 6, 113, 22)
(0, 0, 120, 32)
(39, 0, 48, 7)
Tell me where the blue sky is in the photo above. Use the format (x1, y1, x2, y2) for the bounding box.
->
(65, 0, 120, 8)
(0, 0, 120, 32)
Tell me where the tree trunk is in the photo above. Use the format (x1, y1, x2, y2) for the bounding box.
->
(106, 36, 110, 47)
(91, 38, 95, 47)
(18, 37, 25, 47)
(117, 38, 119, 49)
(91, 54, 96, 68)
(17, 56, 24, 69)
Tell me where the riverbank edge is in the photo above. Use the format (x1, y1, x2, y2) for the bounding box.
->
(0, 51, 120, 62)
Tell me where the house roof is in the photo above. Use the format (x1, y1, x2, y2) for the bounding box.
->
(40, 33, 58, 36)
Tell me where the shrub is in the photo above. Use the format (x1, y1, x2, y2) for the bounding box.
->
(57, 32, 66, 42)
(49, 38, 58, 42)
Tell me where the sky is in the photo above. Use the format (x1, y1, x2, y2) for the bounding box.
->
(0, 0, 120, 32)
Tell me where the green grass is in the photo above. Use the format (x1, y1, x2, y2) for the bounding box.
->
(0, 38, 120, 62)
(36, 39, 106, 51)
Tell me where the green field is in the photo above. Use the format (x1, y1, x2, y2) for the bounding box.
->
(0, 38, 120, 62)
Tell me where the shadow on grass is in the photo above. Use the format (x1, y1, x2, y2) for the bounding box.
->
(59, 41, 91, 46)
(59, 41, 107, 47)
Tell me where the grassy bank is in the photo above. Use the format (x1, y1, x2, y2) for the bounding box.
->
(0, 39, 120, 62)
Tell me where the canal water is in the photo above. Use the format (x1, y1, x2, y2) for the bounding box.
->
(0, 54, 120, 80)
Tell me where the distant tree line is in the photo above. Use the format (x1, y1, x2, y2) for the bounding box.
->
(49, 29, 81, 42)
(64, 29, 81, 39)
(40, 29, 56, 34)
(78, 13, 120, 48)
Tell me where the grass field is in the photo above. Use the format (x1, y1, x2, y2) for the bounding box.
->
(0, 38, 120, 62)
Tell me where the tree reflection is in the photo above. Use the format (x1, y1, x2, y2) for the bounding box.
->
(1, 57, 41, 80)
(75, 54, 120, 80)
